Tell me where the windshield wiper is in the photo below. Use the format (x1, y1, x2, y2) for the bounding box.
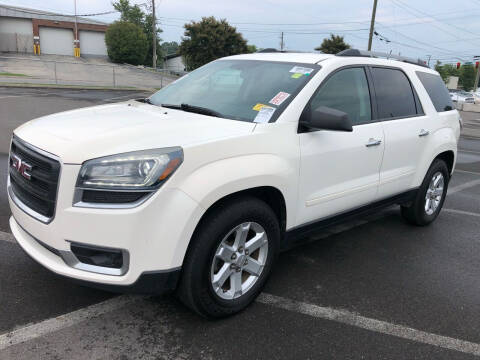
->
(161, 103, 222, 118)
(136, 98, 154, 105)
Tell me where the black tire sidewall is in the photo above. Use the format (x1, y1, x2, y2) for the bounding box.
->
(413, 160, 450, 225)
(182, 197, 280, 317)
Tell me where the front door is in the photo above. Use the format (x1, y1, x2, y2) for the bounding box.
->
(297, 67, 384, 226)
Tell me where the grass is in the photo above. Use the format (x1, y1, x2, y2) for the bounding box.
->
(0, 72, 27, 77)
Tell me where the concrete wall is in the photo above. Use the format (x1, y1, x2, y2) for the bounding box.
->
(0, 17, 33, 53)
(79, 30, 107, 57)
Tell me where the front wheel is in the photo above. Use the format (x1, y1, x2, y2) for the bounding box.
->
(401, 159, 450, 226)
(177, 197, 280, 318)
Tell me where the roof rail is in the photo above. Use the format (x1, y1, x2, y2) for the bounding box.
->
(256, 48, 303, 53)
(336, 48, 429, 68)
(257, 48, 279, 53)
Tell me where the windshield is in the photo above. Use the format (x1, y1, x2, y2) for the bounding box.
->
(149, 60, 320, 123)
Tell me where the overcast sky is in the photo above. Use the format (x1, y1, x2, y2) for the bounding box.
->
(2, 0, 479, 65)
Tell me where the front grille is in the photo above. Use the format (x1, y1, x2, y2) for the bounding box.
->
(9, 137, 61, 220)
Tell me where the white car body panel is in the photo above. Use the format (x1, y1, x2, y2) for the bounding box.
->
(14, 102, 256, 164)
(297, 122, 384, 225)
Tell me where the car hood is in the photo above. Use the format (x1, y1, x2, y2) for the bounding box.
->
(13, 101, 256, 164)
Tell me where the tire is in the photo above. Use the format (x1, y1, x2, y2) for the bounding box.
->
(177, 196, 281, 318)
(401, 159, 450, 226)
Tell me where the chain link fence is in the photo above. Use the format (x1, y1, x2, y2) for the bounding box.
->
(0, 55, 181, 89)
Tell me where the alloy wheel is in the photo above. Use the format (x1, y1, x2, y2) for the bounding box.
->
(210, 222, 268, 300)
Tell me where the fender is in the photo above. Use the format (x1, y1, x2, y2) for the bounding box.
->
(176, 153, 298, 229)
(412, 126, 457, 187)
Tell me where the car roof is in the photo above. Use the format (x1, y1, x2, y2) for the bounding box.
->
(221, 52, 438, 74)
(222, 52, 334, 64)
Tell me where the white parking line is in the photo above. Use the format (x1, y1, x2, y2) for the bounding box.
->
(455, 169, 480, 176)
(257, 293, 480, 357)
(448, 178, 480, 195)
(0, 295, 143, 351)
(2, 290, 480, 356)
(459, 149, 480, 155)
(444, 208, 480, 217)
(0, 230, 15, 243)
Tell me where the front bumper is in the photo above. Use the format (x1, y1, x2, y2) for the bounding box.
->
(8, 164, 204, 289)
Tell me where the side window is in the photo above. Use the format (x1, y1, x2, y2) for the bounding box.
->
(371, 67, 417, 119)
(416, 71, 454, 112)
(310, 67, 372, 125)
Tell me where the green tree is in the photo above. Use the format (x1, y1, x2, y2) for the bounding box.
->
(113, 0, 143, 26)
(434, 61, 459, 83)
(105, 21, 148, 65)
(315, 34, 350, 54)
(179, 17, 248, 70)
(112, 0, 162, 65)
(161, 41, 179, 56)
(459, 64, 475, 91)
(247, 44, 258, 53)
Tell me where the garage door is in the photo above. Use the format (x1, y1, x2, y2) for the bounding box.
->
(79, 30, 107, 56)
(39, 27, 73, 56)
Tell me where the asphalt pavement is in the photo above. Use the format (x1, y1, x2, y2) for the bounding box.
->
(1, 87, 480, 359)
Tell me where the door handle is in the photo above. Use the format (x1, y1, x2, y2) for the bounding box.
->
(365, 138, 382, 147)
(419, 129, 430, 137)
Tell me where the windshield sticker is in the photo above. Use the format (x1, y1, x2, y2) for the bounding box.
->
(289, 66, 314, 75)
(254, 106, 276, 123)
(269, 92, 290, 106)
(291, 73, 303, 79)
(252, 103, 272, 111)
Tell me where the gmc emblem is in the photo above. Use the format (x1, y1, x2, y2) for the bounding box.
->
(11, 154, 32, 180)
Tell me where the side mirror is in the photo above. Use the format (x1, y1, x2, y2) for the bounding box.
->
(300, 106, 353, 132)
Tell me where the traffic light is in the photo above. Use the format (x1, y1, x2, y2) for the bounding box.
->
(476, 61, 479, 69)
(456, 62, 461, 69)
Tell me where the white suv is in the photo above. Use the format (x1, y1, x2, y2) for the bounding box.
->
(8, 49, 460, 317)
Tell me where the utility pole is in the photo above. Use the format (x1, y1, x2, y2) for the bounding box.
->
(367, 0, 378, 51)
(280, 32, 284, 52)
(74, 0, 79, 57)
(152, 0, 157, 68)
(426, 54, 432, 67)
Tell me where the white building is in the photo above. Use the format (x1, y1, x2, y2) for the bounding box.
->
(0, 4, 108, 57)
(164, 54, 186, 74)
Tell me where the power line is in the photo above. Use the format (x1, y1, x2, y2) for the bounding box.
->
(390, 0, 461, 40)
(158, 16, 370, 26)
(393, 0, 480, 39)
(0, 3, 117, 18)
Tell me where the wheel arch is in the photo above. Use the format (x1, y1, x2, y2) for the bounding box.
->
(434, 150, 455, 175)
(179, 186, 287, 267)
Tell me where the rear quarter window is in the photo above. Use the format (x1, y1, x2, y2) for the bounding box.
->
(371, 67, 418, 119)
(416, 72, 454, 112)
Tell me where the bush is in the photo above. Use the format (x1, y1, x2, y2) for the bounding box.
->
(105, 21, 148, 65)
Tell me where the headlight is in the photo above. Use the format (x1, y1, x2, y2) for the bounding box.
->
(76, 147, 183, 191)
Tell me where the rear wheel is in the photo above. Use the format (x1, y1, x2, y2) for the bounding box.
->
(177, 197, 280, 318)
(401, 159, 449, 226)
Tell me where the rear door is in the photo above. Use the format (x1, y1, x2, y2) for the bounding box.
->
(371, 66, 431, 199)
(296, 66, 384, 225)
